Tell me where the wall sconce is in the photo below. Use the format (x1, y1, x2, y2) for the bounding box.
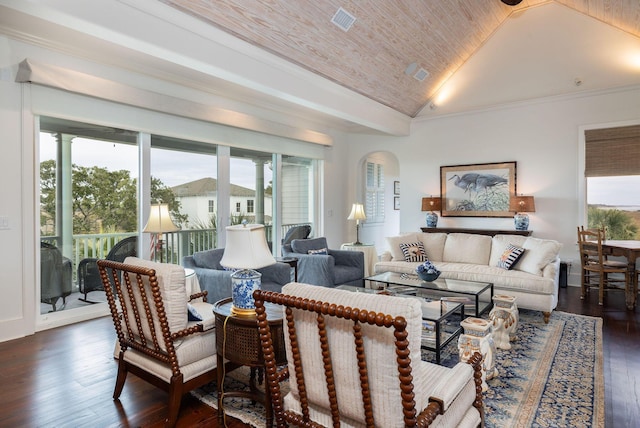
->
(143, 203, 180, 263)
(421, 196, 442, 228)
(509, 195, 536, 231)
(347, 203, 367, 245)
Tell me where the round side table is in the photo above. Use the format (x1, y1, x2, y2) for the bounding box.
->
(213, 298, 287, 427)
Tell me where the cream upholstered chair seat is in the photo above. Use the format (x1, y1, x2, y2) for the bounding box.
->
(255, 283, 483, 428)
(98, 257, 217, 427)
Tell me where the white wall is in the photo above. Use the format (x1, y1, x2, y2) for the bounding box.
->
(347, 87, 640, 285)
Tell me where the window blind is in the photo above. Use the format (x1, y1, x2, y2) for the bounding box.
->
(584, 125, 640, 177)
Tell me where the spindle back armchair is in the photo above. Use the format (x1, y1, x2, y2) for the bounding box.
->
(255, 283, 484, 428)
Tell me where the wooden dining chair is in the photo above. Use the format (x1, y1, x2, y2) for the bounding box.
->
(577, 227, 629, 305)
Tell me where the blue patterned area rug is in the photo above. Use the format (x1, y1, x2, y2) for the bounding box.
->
(192, 309, 603, 428)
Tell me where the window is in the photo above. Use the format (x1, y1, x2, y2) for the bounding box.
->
(365, 161, 385, 223)
(247, 199, 254, 213)
(584, 125, 640, 239)
(208, 200, 215, 213)
(236, 202, 241, 213)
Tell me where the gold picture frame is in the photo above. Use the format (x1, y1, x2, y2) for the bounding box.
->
(441, 161, 516, 217)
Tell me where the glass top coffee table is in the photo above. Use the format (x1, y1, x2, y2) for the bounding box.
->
(336, 284, 464, 364)
(365, 272, 494, 317)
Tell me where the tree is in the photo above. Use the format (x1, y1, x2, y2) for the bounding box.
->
(588, 206, 638, 239)
(151, 177, 188, 226)
(40, 161, 184, 234)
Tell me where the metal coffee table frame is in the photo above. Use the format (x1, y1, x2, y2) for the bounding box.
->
(365, 272, 494, 317)
(336, 285, 464, 364)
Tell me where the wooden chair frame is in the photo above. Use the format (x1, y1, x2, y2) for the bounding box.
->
(98, 259, 216, 427)
(254, 289, 484, 428)
(577, 227, 629, 305)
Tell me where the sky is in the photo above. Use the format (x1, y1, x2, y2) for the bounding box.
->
(40, 135, 271, 190)
(587, 176, 640, 207)
(41, 134, 638, 207)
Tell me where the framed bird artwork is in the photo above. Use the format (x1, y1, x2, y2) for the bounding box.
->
(440, 161, 516, 217)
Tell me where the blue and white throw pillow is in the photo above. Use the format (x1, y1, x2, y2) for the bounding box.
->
(497, 244, 525, 270)
(399, 242, 428, 262)
(187, 303, 203, 321)
(308, 247, 328, 255)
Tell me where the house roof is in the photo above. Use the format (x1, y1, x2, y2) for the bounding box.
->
(172, 177, 257, 197)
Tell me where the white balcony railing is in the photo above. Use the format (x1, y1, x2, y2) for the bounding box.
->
(43, 222, 311, 282)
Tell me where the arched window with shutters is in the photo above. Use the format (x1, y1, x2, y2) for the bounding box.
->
(584, 124, 640, 239)
(365, 160, 385, 223)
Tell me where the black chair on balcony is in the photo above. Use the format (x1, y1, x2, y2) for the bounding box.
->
(77, 236, 138, 303)
(280, 225, 312, 256)
(41, 242, 73, 312)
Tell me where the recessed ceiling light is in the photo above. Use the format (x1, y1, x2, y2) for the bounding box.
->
(405, 62, 418, 76)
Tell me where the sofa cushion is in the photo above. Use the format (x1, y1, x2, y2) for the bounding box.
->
(515, 237, 562, 276)
(292, 237, 328, 254)
(385, 232, 420, 261)
(489, 235, 528, 267)
(496, 244, 525, 270)
(399, 242, 428, 262)
(417, 233, 447, 261)
(442, 233, 492, 265)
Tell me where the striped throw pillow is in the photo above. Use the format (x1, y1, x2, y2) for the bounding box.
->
(399, 242, 428, 262)
(497, 244, 525, 270)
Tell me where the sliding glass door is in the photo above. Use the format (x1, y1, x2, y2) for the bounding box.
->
(39, 117, 138, 315)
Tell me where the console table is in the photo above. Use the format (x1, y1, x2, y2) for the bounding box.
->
(420, 227, 532, 237)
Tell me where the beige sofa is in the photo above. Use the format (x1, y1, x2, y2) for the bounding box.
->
(375, 232, 562, 323)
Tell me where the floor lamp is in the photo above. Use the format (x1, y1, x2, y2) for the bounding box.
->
(143, 203, 180, 263)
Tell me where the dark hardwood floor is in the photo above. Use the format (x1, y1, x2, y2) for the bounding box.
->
(0, 286, 637, 427)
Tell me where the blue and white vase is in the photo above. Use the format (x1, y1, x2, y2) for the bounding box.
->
(514, 213, 530, 231)
(231, 269, 262, 315)
(425, 211, 439, 228)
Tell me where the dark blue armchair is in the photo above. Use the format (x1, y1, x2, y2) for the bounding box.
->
(282, 237, 364, 288)
(182, 248, 292, 304)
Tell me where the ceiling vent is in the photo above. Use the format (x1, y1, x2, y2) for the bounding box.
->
(413, 68, 430, 82)
(331, 7, 356, 32)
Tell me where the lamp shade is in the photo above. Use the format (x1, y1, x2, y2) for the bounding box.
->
(509, 195, 536, 213)
(347, 203, 367, 221)
(220, 224, 276, 269)
(421, 197, 442, 212)
(143, 203, 180, 233)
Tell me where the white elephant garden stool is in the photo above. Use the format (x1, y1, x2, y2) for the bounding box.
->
(489, 294, 519, 350)
(458, 317, 498, 392)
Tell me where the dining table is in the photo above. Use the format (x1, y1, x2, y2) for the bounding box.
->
(601, 240, 640, 310)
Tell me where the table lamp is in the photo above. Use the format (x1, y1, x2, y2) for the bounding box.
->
(347, 203, 367, 245)
(143, 203, 180, 263)
(509, 195, 535, 231)
(421, 196, 442, 228)
(220, 223, 276, 316)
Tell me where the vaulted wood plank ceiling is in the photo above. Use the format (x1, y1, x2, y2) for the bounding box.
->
(160, 0, 640, 118)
